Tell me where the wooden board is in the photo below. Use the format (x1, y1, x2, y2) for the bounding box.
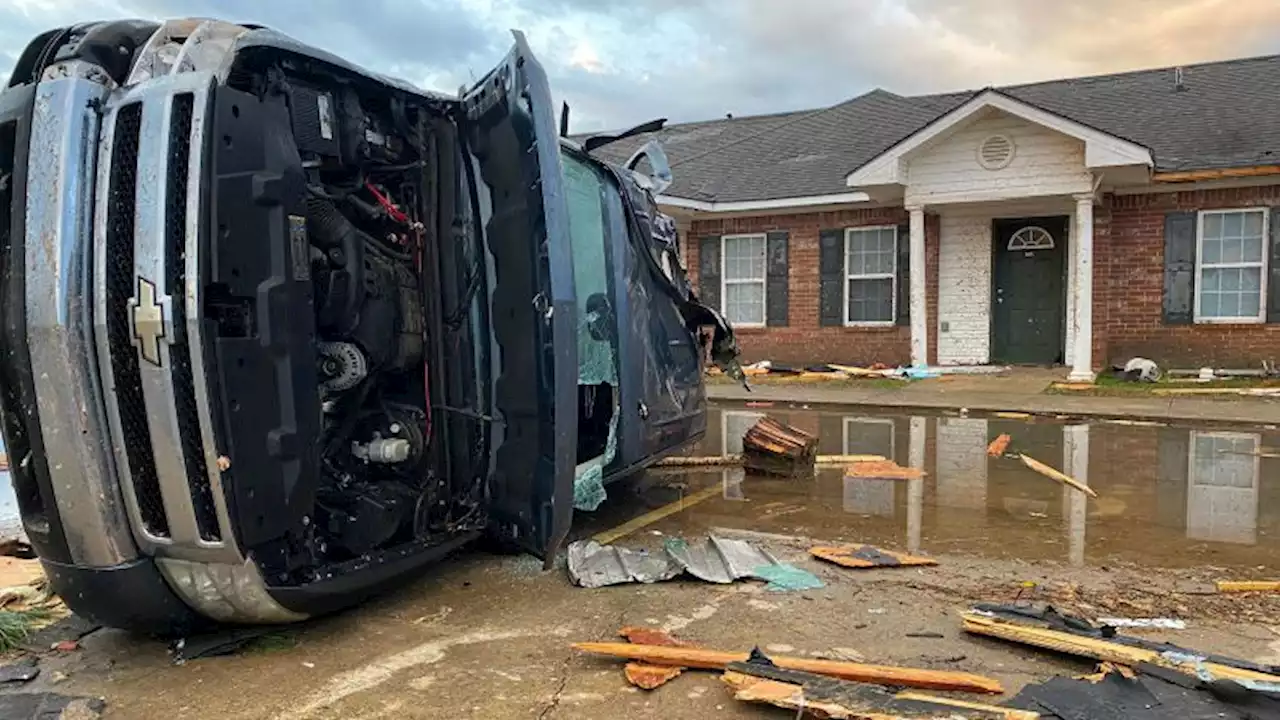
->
(845, 460, 925, 480)
(655, 453, 886, 467)
(571, 642, 1004, 694)
(811, 544, 938, 569)
(961, 612, 1280, 685)
(1216, 580, 1280, 593)
(723, 670, 1036, 719)
(1019, 454, 1097, 498)
(986, 434, 1011, 457)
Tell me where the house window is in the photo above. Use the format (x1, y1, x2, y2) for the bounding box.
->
(1187, 431, 1260, 545)
(721, 234, 767, 326)
(845, 226, 897, 325)
(1196, 209, 1268, 323)
(842, 417, 897, 516)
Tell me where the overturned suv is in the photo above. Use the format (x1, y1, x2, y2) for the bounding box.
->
(0, 19, 740, 633)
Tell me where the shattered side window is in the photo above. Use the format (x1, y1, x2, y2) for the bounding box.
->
(562, 153, 618, 387)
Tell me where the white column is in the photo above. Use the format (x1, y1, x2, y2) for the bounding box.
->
(1069, 194, 1095, 382)
(1063, 424, 1089, 566)
(907, 417, 927, 553)
(908, 206, 928, 367)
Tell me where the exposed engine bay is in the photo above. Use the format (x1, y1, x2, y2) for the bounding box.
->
(274, 70, 444, 564)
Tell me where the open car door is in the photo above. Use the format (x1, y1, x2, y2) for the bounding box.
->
(462, 32, 576, 563)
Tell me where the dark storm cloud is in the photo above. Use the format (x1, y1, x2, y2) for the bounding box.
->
(3, 0, 1280, 131)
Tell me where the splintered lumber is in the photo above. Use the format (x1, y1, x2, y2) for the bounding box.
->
(811, 544, 938, 570)
(961, 612, 1280, 686)
(655, 453, 886, 468)
(571, 642, 1005, 694)
(619, 627, 692, 690)
(742, 417, 819, 477)
(1018, 454, 1097, 498)
(844, 460, 925, 480)
(590, 486, 721, 545)
(723, 670, 1035, 719)
(986, 434, 1011, 457)
(1216, 580, 1280, 593)
(626, 663, 683, 689)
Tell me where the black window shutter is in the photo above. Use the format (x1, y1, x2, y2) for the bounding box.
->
(896, 222, 911, 326)
(819, 228, 844, 326)
(1269, 207, 1280, 323)
(765, 231, 789, 327)
(1162, 211, 1197, 325)
(698, 235, 721, 312)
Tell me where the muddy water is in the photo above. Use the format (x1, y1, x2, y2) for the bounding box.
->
(579, 403, 1280, 571)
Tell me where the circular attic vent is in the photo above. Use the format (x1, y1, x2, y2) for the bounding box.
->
(977, 134, 1015, 170)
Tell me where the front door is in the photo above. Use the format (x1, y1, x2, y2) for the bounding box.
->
(992, 217, 1067, 365)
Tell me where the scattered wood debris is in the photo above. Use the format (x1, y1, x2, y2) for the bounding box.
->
(626, 663, 683, 690)
(995, 412, 1032, 420)
(810, 544, 938, 570)
(986, 434, 1012, 457)
(619, 627, 694, 690)
(961, 611, 1280, 686)
(570, 641, 1005, 694)
(742, 417, 818, 477)
(655, 453, 886, 468)
(1019, 454, 1097, 498)
(844, 459, 925, 480)
(722, 657, 1034, 719)
(1215, 580, 1280, 593)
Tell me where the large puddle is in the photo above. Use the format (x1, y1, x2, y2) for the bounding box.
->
(578, 403, 1280, 572)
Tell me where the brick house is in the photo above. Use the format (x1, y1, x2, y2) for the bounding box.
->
(587, 55, 1280, 377)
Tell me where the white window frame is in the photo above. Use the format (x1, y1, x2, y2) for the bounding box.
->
(1194, 208, 1269, 324)
(843, 225, 898, 327)
(842, 417, 896, 459)
(1188, 431, 1260, 489)
(721, 233, 768, 328)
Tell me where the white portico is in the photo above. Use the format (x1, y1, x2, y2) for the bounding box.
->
(846, 90, 1153, 380)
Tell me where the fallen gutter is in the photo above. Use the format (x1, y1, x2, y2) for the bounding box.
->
(1152, 165, 1280, 182)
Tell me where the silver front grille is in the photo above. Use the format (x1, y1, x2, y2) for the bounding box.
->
(93, 70, 242, 563)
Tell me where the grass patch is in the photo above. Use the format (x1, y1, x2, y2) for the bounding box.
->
(0, 608, 53, 652)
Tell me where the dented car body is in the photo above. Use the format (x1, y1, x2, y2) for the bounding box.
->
(0, 19, 738, 633)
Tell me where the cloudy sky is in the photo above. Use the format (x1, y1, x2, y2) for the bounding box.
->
(2, 0, 1279, 132)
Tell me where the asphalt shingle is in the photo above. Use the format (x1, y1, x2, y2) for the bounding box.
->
(578, 54, 1280, 203)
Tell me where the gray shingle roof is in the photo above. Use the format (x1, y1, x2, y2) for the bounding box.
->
(583, 54, 1280, 203)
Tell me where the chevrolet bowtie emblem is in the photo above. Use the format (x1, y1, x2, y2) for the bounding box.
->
(129, 278, 169, 367)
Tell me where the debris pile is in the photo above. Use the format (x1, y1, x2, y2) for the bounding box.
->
(566, 534, 822, 592)
(741, 416, 818, 477)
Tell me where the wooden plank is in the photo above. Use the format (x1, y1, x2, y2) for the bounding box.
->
(811, 544, 938, 569)
(590, 486, 721, 545)
(845, 460, 926, 480)
(655, 454, 886, 467)
(986, 434, 1011, 457)
(571, 642, 1005, 694)
(961, 612, 1280, 685)
(1216, 580, 1280, 593)
(1019, 454, 1097, 498)
(723, 671, 1036, 719)
(1154, 164, 1280, 182)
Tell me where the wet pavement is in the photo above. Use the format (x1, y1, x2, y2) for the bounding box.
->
(8, 403, 1280, 718)
(580, 404, 1280, 572)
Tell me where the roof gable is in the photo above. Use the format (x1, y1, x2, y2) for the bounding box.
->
(845, 89, 1153, 189)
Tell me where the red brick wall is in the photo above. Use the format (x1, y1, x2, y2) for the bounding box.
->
(1099, 186, 1280, 367)
(686, 209, 940, 366)
(681, 184, 1280, 369)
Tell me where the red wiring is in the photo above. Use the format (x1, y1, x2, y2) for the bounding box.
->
(365, 181, 411, 225)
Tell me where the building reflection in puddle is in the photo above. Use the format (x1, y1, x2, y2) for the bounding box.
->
(701, 406, 1274, 569)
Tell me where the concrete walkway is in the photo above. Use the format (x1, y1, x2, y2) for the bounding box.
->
(708, 371, 1280, 425)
